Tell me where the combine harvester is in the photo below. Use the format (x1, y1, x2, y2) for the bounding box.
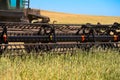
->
(0, 0, 120, 54)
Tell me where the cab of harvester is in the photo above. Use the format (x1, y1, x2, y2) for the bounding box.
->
(0, 0, 25, 22)
(0, 0, 24, 10)
(0, 0, 50, 23)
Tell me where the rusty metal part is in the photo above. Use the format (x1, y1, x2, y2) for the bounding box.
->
(0, 23, 119, 55)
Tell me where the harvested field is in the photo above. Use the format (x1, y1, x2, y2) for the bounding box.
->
(41, 10, 120, 24)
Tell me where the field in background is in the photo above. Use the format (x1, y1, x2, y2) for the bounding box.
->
(41, 10, 120, 24)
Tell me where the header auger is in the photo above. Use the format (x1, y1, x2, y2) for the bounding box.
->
(0, 0, 120, 55)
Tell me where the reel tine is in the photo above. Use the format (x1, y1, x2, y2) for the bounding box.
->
(0, 42, 120, 56)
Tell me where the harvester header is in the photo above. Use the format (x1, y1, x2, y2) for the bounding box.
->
(0, 0, 120, 55)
